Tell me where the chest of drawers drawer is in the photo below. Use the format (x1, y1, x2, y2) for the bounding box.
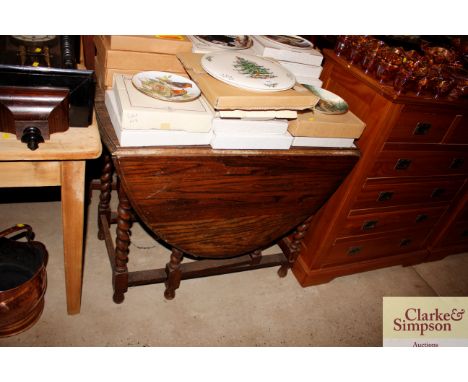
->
(388, 106, 461, 144)
(369, 149, 468, 178)
(338, 205, 447, 239)
(323, 229, 429, 267)
(352, 177, 465, 211)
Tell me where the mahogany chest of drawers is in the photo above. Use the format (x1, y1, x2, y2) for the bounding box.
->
(293, 49, 468, 286)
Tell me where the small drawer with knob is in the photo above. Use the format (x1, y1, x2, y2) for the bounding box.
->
(369, 149, 468, 178)
(351, 177, 465, 211)
(338, 206, 447, 238)
(323, 230, 430, 267)
(387, 106, 459, 144)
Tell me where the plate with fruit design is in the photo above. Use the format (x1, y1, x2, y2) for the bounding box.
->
(132, 71, 200, 102)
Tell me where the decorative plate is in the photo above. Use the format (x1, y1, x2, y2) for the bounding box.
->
(131, 71, 200, 102)
(303, 85, 349, 115)
(201, 52, 296, 92)
(194, 35, 253, 50)
(262, 35, 313, 50)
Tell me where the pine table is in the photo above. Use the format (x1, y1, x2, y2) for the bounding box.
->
(0, 120, 102, 314)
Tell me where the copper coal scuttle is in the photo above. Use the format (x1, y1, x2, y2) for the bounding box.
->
(0, 224, 48, 337)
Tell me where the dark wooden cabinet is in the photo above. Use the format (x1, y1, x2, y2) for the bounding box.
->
(293, 49, 468, 287)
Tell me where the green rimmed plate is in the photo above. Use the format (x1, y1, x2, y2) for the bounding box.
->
(303, 84, 349, 115)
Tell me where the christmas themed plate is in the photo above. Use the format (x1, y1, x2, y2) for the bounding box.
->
(262, 35, 314, 50)
(303, 85, 349, 115)
(194, 35, 253, 50)
(201, 52, 296, 92)
(132, 71, 200, 102)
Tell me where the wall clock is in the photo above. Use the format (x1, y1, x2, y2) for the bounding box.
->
(0, 36, 94, 150)
(0, 35, 79, 69)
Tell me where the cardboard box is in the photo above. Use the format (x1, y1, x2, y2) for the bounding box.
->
(95, 56, 188, 89)
(278, 60, 323, 77)
(288, 110, 366, 138)
(295, 76, 323, 88)
(94, 36, 186, 72)
(291, 136, 356, 148)
(251, 36, 323, 66)
(212, 117, 289, 135)
(177, 52, 319, 111)
(106, 90, 213, 147)
(217, 109, 297, 119)
(102, 35, 192, 54)
(211, 131, 293, 150)
(95, 56, 140, 89)
(112, 74, 214, 132)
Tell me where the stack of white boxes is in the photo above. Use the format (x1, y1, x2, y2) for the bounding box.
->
(210, 114, 294, 150)
(105, 74, 215, 147)
(251, 36, 324, 88)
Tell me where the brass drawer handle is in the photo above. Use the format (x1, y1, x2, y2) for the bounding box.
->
(413, 122, 432, 135)
(431, 188, 445, 198)
(400, 238, 412, 247)
(378, 191, 394, 202)
(450, 158, 465, 169)
(395, 158, 412, 170)
(362, 220, 378, 230)
(347, 246, 362, 256)
(415, 214, 428, 223)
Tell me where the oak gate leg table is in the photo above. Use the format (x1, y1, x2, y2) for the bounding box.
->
(94, 90, 360, 302)
(0, 121, 102, 314)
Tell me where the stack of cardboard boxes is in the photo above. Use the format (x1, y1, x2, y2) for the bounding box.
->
(94, 35, 192, 89)
(177, 52, 319, 149)
(98, 36, 366, 149)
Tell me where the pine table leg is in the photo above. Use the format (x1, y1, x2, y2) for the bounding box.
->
(60, 160, 86, 315)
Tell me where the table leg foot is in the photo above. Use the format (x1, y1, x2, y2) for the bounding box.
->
(163, 289, 176, 300)
(113, 292, 125, 304)
(277, 265, 288, 278)
(164, 248, 183, 300)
